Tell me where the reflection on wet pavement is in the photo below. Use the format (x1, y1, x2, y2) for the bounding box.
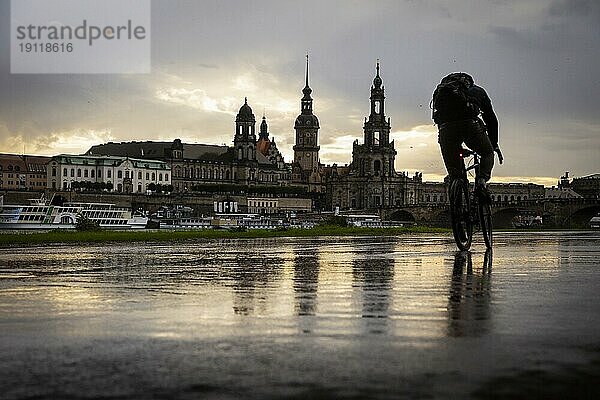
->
(0, 232, 599, 399)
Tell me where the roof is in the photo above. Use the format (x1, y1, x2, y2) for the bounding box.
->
(183, 144, 231, 161)
(87, 141, 171, 159)
(256, 138, 272, 156)
(574, 173, 600, 180)
(545, 187, 583, 199)
(87, 140, 234, 162)
(52, 154, 169, 169)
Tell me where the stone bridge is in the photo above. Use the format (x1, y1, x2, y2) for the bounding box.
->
(381, 198, 600, 229)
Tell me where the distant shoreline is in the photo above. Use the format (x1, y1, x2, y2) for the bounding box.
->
(0, 226, 450, 246)
(0, 226, 594, 246)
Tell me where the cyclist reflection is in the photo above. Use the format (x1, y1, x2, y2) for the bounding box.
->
(447, 249, 493, 337)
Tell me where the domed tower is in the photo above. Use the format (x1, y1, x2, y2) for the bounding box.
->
(293, 55, 320, 173)
(234, 97, 257, 162)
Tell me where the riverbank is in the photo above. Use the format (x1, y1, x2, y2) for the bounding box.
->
(0, 225, 449, 246)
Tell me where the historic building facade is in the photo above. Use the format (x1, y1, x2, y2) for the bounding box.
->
(87, 100, 290, 193)
(0, 154, 50, 191)
(325, 63, 421, 210)
(47, 154, 170, 193)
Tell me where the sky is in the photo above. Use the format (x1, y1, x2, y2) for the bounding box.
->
(1, 0, 599, 186)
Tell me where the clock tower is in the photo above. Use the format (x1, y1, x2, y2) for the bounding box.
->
(293, 55, 320, 173)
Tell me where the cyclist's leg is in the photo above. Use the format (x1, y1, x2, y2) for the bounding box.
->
(464, 124, 494, 183)
(438, 127, 464, 182)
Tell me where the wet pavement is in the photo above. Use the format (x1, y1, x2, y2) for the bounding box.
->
(0, 232, 599, 399)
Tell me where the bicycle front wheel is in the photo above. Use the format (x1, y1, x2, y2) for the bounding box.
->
(449, 179, 473, 251)
(479, 202, 493, 248)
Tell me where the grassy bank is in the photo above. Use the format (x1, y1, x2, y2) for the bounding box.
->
(0, 225, 449, 246)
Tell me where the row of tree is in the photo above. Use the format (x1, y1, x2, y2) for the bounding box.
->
(189, 183, 307, 196)
(68, 181, 173, 194)
(71, 181, 113, 191)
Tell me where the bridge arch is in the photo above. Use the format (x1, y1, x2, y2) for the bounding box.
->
(492, 207, 539, 229)
(389, 210, 416, 223)
(565, 205, 600, 228)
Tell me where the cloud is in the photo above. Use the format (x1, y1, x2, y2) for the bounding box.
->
(155, 87, 237, 115)
(0, 0, 598, 185)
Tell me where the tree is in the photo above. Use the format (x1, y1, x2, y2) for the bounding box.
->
(76, 213, 101, 231)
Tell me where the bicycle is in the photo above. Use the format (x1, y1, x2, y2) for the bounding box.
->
(448, 148, 493, 250)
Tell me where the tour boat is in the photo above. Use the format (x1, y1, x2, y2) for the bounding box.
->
(0, 196, 148, 230)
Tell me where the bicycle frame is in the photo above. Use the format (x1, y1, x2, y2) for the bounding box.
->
(449, 147, 493, 249)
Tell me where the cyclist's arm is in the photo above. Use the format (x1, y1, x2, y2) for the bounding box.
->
(472, 86, 499, 147)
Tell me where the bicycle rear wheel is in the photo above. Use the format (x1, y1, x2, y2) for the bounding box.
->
(479, 202, 493, 248)
(449, 179, 473, 250)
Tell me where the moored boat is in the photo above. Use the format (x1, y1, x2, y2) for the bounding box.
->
(0, 196, 147, 230)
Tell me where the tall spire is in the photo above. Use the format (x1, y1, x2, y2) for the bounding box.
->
(303, 54, 312, 98)
(305, 54, 309, 88)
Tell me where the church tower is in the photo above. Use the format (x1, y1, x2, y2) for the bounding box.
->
(364, 60, 392, 149)
(293, 55, 320, 173)
(352, 60, 396, 178)
(234, 97, 257, 162)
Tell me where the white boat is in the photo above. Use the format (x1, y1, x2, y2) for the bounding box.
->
(0, 196, 148, 230)
(590, 214, 600, 229)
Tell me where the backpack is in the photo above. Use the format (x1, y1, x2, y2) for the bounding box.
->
(431, 74, 479, 124)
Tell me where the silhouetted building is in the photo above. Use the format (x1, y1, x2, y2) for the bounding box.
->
(570, 174, 600, 199)
(292, 55, 324, 193)
(87, 99, 290, 193)
(325, 62, 421, 210)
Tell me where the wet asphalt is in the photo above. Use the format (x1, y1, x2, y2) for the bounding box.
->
(0, 231, 599, 399)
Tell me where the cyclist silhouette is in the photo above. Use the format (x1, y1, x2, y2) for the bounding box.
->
(432, 72, 503, 200)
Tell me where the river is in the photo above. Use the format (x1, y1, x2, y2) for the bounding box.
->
(1, 232, 599, 399)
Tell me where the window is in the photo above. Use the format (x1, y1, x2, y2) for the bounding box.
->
(71, 168, 75, 177)
(374, 160, 381, 176)
(63, 168, 67, 175)
(152, 172, 155, 181)
(138, 172, 142, 179)
(77, 169, 82, 177)
(146, 172, 150, 180)
(107, 170, 112, 178)
(374, 100, 380, 114)
(118, 170, 123, 179)
(91, 170, 95, 178)
(125, 171, 129, 179)
(165, 173, 169, 181)
(374, 131, 380, 146)
(159, 173, 163, 181)
(84, 170, 88, 178)
(52, 167, 56, 177)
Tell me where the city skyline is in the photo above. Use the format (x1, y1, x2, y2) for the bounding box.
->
(1, 0, 599, 186)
